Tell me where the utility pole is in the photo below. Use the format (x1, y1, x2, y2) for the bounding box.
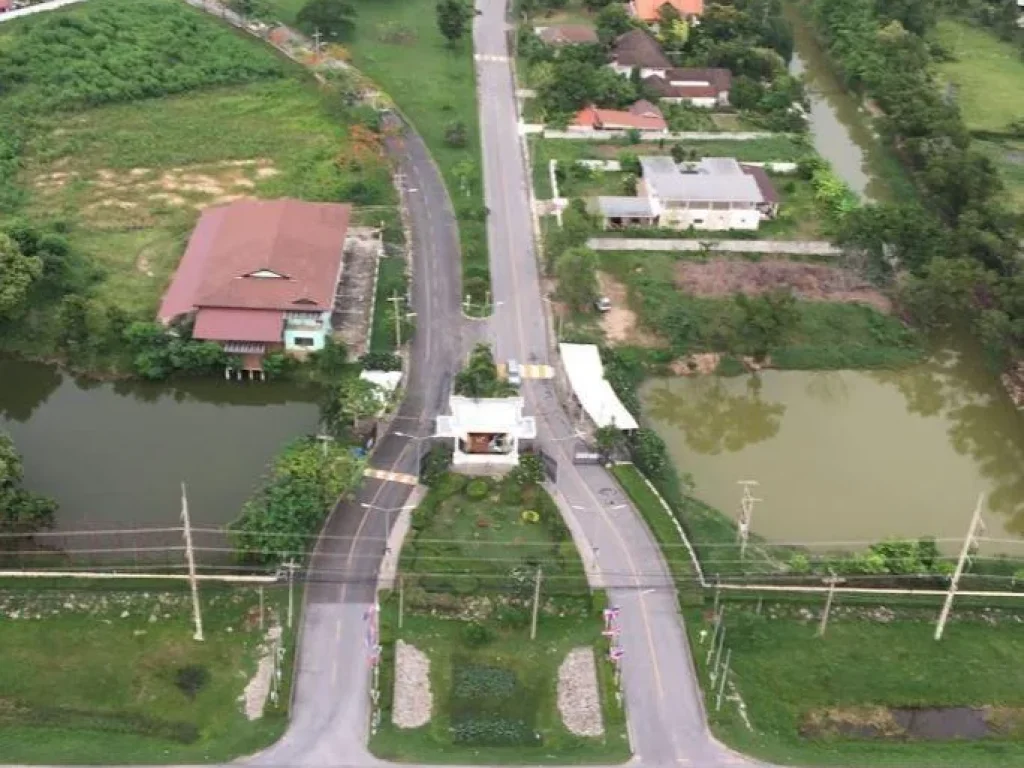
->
(530, 567, 543, 640)
(389, 293, 404, 349)
(715, 648, 731, 711)
(710, 625, 726, 682)
(180, 482, 204, 642)
(736, 480, 762, 560)
(817, 571, 845, 638)
(315, 432, 334, 458)
(285, 560, 299, 630)
(398, 574, 405, 629)
(312, 28, 323, 63)
(705, 606, 723, 665)
(935, 494, 985, 641)
(258, 586, 265, 631)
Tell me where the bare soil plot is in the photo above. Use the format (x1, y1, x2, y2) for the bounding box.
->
(597, 271, 664, 347)
(674, 259, 891, 313)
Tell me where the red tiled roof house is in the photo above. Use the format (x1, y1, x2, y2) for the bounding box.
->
(572, 100, 668, 132)
(158, 199, 351, 367)
(630, 0, 704, 23)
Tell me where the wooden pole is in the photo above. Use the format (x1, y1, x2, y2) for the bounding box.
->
(817, 572, 844, 637)
(286, 560, 298, 630)
(259, 586, 265, 631)
(530, 567, 543, 641)
(715, 649, 731, 711)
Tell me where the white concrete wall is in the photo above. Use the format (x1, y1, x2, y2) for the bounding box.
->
(659, 206, 761, 231)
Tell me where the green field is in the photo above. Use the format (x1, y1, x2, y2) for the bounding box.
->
(597, 250, 924, 370)
(935, 19, 1024, 134)
(0, 0, 395, 369)
(267, 0, 490, 307)
(0, 585, 295, 763)
(686, 601, 1024, 767)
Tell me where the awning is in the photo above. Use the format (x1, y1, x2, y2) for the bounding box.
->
(558, 343, 639, 430)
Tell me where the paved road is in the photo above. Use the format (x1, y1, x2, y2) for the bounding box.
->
(251, 116, 464, 768)
(473, 2, 762, 767)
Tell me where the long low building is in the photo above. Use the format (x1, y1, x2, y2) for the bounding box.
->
(158, 198, 352, 370)
(559, 343, 638, 431)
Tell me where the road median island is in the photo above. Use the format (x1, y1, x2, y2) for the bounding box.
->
(371, 469, 630, 764)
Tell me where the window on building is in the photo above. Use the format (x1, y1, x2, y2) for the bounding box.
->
(293, 337, 315, 347)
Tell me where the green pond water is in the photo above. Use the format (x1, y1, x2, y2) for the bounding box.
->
(640, 347, 1024, 552)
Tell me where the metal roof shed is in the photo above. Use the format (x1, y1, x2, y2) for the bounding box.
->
(559, 343, 639, 430)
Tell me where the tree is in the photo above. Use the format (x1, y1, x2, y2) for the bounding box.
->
(734, 290, 799, 360)
(596, 3, 632, 45)
(228, 0, 271, 18)
(436, 0, 473, 46)
(56, 295, 92, 354)
(555, 246, 599, 312)
(320, 377, 382, 437)
(295, 0, 356, 42)
(0, 432, 57, 534)
(0, 233, 42, 321)
(595, 424, 624, 462)
(583, 0, 614, 9)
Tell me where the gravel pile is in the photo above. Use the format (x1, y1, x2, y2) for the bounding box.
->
(557, 647, 604, 737)
(392, 640, 432, 729)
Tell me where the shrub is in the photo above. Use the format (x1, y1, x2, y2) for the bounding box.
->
(521, 509, 540, 524)
(421, 445, 453, 486)
(174, 665, 209, 700)
(507, 454, 544, 486)
(465, 479, 490, 500)
(461, 621, 494, 647)
(715, 355, 746, 377)
(444, 120, 469, 148)
(359, 351, 402, 371)
(453, 663, 518, 699)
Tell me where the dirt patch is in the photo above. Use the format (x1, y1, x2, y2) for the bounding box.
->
(597, 271, 664, 347)
(802, 706, 1024, 741)
(675, 259, 891, 312)
(1002, 361, 1024, 408)
(670, 353, 720, 375)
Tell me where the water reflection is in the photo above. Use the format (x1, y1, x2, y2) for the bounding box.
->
(641, 347, 1024, 549)
(0, 359, 62, 423)
(644, 375, 786, 454)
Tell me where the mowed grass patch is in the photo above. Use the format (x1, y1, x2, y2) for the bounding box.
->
(0, 585, 294, 764)
(934, 19, 1024, 134)
(18, 79, 394, 319)
(685, 603, 1024, 767)
(372, 600, 630, 764)
(319, 0, 489, 305)
(976, 138, 1024, 214)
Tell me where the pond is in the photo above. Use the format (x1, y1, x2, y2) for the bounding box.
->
(640, 346, 1024, 553)
(0, 358, 319, 536)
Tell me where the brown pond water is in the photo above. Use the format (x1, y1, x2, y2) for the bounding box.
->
(0, 358, 318, 532)
(640, 346, 1024, 553)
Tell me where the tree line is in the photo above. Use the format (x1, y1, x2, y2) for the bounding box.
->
(811, 0, 1024, 369)
(0, 433, 57, 537)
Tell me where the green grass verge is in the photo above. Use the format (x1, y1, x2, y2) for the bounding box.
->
(0, 585, 294, 763)
(597, 250, 925, 370)
(372, 597, 631, 764)
(934, 19, 1024, 134)
(269, 0, 490, 306)
(370, 254, 409, 353)
(684, 601, 1024, 767)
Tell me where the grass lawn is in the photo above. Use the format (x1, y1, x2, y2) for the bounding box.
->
(597, 249, 924, 370)
(0, 585, 295, 763)
(372, 603, 630, 764)
(269, 0, 490, 306)
(934, 19, 1024, 135)
(400, 472, 589, 604)
(531, 136, 815, 199)
(685, 601, 1024, 767)
(975, 137, 1024, 215)
(370, 254, 410, 353)
(371, 471, 628, 763)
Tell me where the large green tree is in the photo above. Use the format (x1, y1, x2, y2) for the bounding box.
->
(295, 0, 356, 41)
(319, 377, 382, 438)
(436, 0, 473, 45)
(0, 233, 42, 322)
(734, 290, 800, 360)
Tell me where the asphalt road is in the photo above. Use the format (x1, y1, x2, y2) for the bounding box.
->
(251, 116, 464, 768)
(472, 2, 763, 766)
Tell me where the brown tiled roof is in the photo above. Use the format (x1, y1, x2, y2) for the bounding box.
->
(741, 164, 780, 204)
(612, 29, 671, 70)
(633, 0, 704, 22)
(536, 24, 599, 45)
(643, 68, 731, 98)
(158, 199, 351, 321)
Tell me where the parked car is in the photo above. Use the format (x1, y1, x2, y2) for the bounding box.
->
(595, 296, 612, 313)
(507, 359, 522, 387)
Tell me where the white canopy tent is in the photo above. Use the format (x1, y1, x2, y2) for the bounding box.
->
(558, 343, 639, 430)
